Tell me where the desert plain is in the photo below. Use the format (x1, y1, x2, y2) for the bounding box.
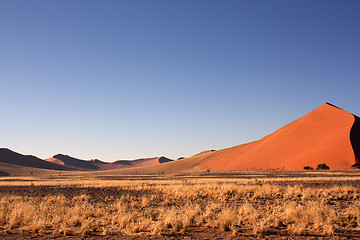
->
(2, 171, 360, 239)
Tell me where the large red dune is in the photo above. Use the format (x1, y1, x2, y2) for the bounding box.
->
(197, 102, 360, 170)
(102, 102, 360, 174)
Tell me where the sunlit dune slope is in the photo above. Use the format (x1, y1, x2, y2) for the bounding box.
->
(100, 103, 360, 174)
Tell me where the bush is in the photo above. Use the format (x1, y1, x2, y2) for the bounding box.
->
(316, 163, 330, 170)
(303, 166, 314, 170)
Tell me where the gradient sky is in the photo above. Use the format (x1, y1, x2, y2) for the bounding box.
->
(1, 1, 360, 161)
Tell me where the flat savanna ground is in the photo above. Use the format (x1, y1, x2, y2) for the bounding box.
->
(1, 170, 360, 239)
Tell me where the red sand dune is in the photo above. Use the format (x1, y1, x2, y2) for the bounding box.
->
(190, 103, 360, 171)
(197, 103, 360, 170)
(103, 103, 360, 174)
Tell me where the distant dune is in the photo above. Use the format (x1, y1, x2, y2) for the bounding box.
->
(101, 103, 360, 174)
(0, 148, 71, 171)
(0, 148, 174, 175)
(46, 154, 100, 170)
(45, 154, 174, 171)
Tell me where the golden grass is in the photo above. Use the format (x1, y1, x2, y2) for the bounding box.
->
(1, 171, 360, 237)
(2, 172, 360, 187)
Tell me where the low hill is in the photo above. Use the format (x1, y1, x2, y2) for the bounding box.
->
(0, 148, 71, 171)
(45, 154, 174, 171)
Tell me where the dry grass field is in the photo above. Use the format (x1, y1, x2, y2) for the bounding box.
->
(1, 170, 360, 239)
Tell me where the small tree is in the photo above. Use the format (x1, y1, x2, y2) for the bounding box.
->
(316, 163, 330, 170)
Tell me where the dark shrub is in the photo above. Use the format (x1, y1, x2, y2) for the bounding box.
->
(316, 163, 330, 170)
(303, 166, 314, 170)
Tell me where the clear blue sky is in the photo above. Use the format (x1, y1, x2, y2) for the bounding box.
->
(1, 1, 359, 161)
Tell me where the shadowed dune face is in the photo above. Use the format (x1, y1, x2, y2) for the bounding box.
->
(158, 156, 173, 164)
(350, 115, 360, 167)
(127, 157, 173, 166)
(113, 157, 173, 167)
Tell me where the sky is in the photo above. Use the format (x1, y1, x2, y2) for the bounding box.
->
(1, 0, 360, 161)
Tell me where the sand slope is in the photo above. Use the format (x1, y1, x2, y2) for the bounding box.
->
(101, 103, 360, 174)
